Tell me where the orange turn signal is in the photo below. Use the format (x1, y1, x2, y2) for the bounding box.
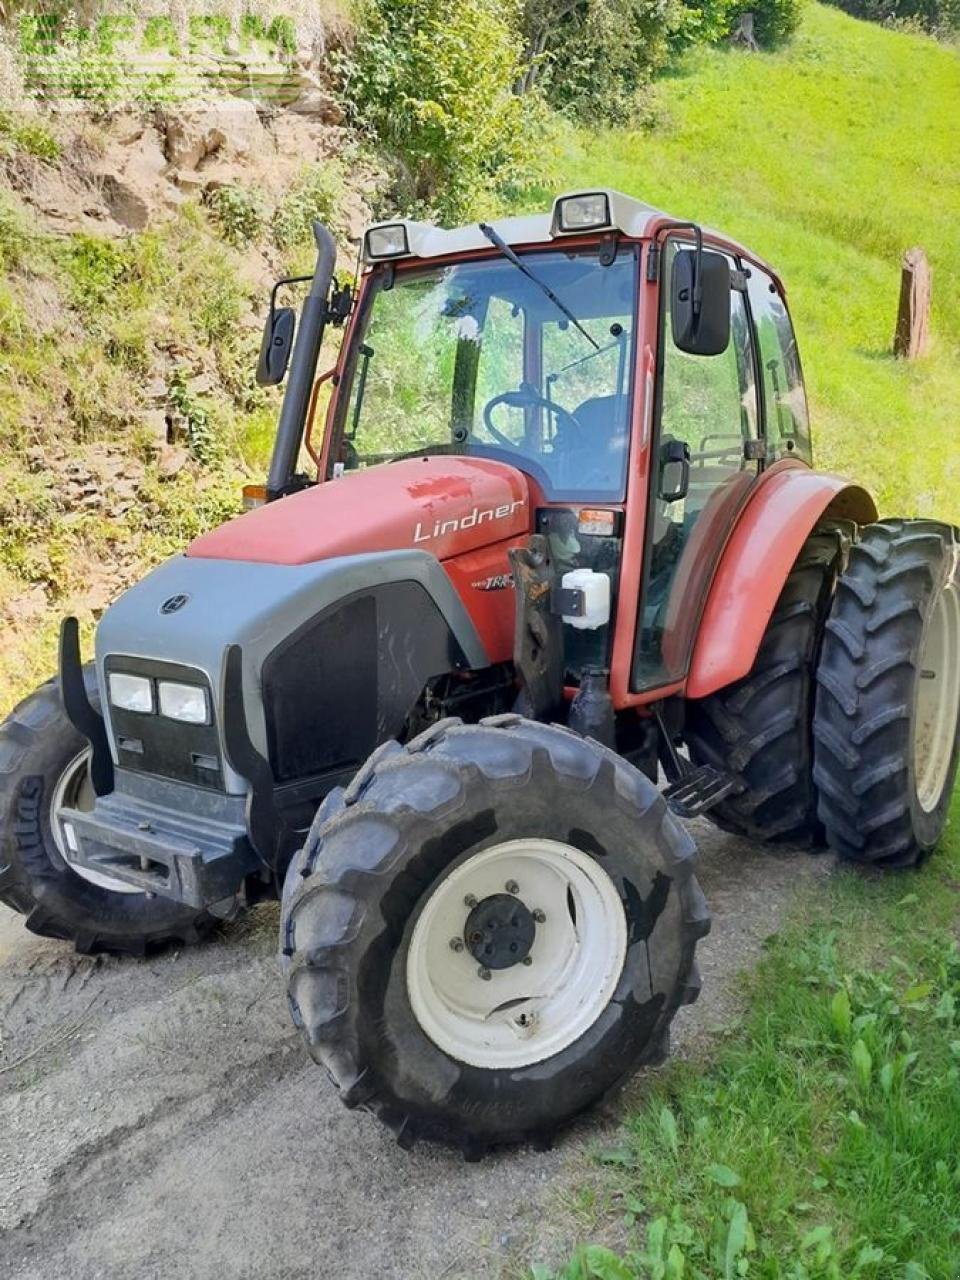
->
(577, 508, 617, 537)
(242, 483, 267, 510)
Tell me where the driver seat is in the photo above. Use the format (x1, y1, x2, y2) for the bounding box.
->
(551, 393, 630, 492)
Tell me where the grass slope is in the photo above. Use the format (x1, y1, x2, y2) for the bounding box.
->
(548, 2, 960, 522)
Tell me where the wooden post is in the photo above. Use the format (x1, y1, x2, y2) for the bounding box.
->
(894, 247, 931, 359)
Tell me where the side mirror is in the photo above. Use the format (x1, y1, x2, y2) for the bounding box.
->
(670, 249, 731, 356)
(256, 306, 296, 386)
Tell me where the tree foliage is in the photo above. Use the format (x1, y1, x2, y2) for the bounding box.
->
(515, 0, 802, 127)
(338, 0, 551, 224)
(822, 0, 959, 34)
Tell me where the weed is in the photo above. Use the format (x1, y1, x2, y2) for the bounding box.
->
(169, 367, 221, 465)
(0, 193, 33, 269)
(0, 108, 59, 161)
(207, 184, 267, 248)
(273, 162, 345, 255)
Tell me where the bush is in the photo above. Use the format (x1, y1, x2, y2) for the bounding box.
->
(822, 0, 959, 36)
(207, 184, 267, 248)
(533, 0, 678, 124)
(272, 161, 344, 251)
(728, 0, 805, 43)
(0, 194, 32, 270)
(0, 108, 59, 161)
(340, 0, 550, 223)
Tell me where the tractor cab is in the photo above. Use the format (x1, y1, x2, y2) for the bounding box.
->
(252, 189, 815, 708)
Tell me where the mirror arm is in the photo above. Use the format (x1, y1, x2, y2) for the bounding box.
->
(657, 220, 704, 315)
(267, 273, 313, 328)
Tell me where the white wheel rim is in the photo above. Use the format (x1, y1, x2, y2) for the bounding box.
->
(406, 838, 628, 1070)
(52, 750, 141, 895)
(913, 579, 960, 813)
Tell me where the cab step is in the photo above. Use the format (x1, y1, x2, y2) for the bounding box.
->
(663, 765, 738, 819)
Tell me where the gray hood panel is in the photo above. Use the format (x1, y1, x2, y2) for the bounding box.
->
(95, 550, 488, 793)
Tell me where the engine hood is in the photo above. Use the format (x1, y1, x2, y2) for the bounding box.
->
(187, 456, 531, 565)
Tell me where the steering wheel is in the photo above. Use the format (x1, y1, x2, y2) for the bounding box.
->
(482, 386, 585, 452)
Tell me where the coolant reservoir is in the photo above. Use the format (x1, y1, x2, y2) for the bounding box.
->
(561, 568, 611, 631)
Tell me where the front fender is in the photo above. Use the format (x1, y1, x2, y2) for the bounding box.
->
(686, 467, 877, 699)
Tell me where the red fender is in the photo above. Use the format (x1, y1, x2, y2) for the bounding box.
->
(686, 466, 878, 699)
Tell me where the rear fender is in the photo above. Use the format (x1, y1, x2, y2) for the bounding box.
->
(686, 468, 877, 699)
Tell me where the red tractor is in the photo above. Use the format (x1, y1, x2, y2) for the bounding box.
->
(2, 190, 958, 1156)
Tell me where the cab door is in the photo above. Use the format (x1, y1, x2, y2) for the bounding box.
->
(632, 238, 762, 691)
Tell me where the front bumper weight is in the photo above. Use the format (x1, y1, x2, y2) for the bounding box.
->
(58, 778, 258, 909)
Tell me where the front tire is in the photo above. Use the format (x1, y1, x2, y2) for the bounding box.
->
(0, 671, 216, 954)
(814, 520, 960, 868)
(280, 716, 709, 1155)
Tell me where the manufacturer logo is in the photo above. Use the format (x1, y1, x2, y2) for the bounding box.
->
(413, 499, 525, 545)
(160, 593, 190, 615)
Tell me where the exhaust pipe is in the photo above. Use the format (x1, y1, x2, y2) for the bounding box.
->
(266, 222, 337, 500)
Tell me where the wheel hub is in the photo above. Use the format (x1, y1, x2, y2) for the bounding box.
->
(463, 893, 536, 969)
(406, 838, 628, 1069)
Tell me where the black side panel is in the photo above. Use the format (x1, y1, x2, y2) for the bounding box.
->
(262, 581, 468, 785)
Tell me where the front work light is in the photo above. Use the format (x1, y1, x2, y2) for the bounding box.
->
(365, 223, 410, 261)
(556, 193, 612, 233)
(108, 672, 154, 714)
(158, 681, 209, 725)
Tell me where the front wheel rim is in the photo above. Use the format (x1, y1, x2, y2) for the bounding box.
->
(913, 580, 960, 814)
(51, 749, 141, 895)
(406, 838, 628, 1070)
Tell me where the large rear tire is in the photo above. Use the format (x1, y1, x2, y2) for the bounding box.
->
(280, 716, 709, 1155)
(0, 671, 216, 954)
(686, 530, 842, 843)
(814, 519, 960, 868)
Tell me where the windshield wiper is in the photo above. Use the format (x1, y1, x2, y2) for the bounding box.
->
(478, 223, 599, 351)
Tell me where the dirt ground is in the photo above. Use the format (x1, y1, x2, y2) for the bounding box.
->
(0, 821, 831, 1280)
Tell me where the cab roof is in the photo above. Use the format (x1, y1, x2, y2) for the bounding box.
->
(362, 187, 774, 279)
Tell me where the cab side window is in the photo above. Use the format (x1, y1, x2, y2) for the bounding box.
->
(746, 267, 812, 464)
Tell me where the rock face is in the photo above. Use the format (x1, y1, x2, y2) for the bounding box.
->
(163, 98, 267, 170)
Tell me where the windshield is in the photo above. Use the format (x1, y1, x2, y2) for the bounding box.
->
(332, 248, 638, 501)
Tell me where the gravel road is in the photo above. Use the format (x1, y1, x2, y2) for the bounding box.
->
(0, 822, 831, 1280)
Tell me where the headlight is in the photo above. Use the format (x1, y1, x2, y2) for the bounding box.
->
(555, 192, 612, 233)
(108, 672, 154, 714)
(158, 681, 209, 725)
(364, 223, 409, 261)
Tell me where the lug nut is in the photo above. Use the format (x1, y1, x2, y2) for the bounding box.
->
(505, 880, 519, 895)
(478, 966, 492, 981)
(532, 908, 546, 923)
(449, 937, 464, 953)
(464, 894, 478, 909)
(522, 956, 533, 966)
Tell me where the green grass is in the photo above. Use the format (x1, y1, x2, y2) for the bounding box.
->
(534, 795, 960, 1280)
(529, 3, 959, 524)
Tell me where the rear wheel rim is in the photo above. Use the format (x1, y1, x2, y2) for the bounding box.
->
(406, 838, 627, 1070)
(51, 749, 141, 895)
(913, 580, 960, 814)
